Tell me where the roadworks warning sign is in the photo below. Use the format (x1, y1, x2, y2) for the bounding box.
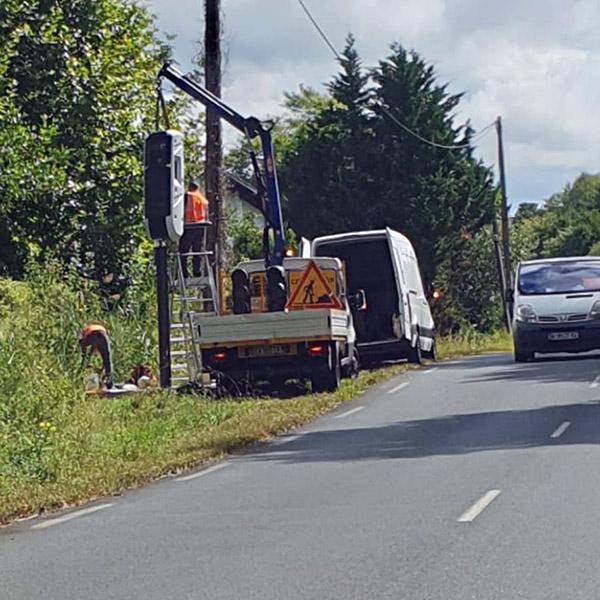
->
(285, 260, 343, 310)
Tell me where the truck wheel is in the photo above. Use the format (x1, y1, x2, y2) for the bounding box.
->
(407, 336, 422, 365)
(311, 343, 341, 393)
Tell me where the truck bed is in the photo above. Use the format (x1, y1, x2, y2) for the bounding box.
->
(195, 309, 349, 348)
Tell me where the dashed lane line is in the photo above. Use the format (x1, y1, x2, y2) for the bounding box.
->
(176, 462, 229, 482)
(334, 406, 364, 419)
(387, 381, 410, 395)
(270, 434, 302, 447)
(550, 421, 571, 439)
(458, 490, 502, 523)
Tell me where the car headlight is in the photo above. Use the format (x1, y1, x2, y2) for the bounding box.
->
(590, 300, 600, 318)
(516, 304, 536, 323)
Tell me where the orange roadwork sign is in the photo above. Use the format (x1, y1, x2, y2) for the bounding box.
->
(285, 260, 343, 310)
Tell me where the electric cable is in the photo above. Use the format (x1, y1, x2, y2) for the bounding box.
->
(293, 0, 494, 149)
(376, 105, 495, 149)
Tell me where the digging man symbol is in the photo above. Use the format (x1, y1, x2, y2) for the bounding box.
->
(302, 279, 315, 304)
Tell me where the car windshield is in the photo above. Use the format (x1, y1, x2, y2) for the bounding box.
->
(518, 261, 600, 295)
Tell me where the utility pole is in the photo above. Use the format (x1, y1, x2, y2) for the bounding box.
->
(204, 0, 224, 304)
(496, 116, 512, 320)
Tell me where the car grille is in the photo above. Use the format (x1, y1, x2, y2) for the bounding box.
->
(537, 313, 589, 323)
(538, 315, 559, 323)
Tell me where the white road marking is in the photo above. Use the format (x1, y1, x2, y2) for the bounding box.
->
(387, 381, 410, 394)
(423, 367, 438, 374)
(334, 406, 364, 419)
(458, 490, 502, 523)
(271, 434, 302, 447)
(550, 421, 571, 439)
(590, 375, 600, 389)
(31, 503, 113, 530)
(176, 462, 229, 482)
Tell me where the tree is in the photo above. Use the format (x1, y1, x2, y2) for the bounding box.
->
(277, 38, 498, 331)
(0, 0, 164, 279)
(280, 35, 374, 238)
(511, 173, 600, 262)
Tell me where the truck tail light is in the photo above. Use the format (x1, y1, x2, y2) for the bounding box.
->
(308, 344, 326, 357)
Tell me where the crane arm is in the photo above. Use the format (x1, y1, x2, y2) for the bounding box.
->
(158, 63, 286, 266)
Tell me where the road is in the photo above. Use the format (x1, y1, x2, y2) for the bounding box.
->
(4, 353, 600, 599)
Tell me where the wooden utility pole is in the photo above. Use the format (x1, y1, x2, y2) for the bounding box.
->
(496, 116, 512, 318)
(204, 0, 224, 278)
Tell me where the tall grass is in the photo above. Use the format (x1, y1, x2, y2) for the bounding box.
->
(0, 267, 512, 523)
(437, 329, 512, 359)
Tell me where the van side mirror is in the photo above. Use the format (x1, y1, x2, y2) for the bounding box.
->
(506, 289, 515, 303)
(349, 289, 367, 311)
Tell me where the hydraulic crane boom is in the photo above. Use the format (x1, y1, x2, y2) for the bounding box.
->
(158, 63, 286, 267)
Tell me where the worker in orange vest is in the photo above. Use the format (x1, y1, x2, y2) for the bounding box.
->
(179, 181, 210, 278)
(79, 323, 113, 389)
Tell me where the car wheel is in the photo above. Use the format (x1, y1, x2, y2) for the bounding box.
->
(514, 349, 534, 363)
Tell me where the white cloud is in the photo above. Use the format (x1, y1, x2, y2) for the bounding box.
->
(147, 0, 600, 204)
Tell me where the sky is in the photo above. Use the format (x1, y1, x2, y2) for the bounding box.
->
(144, 0, 600, 206)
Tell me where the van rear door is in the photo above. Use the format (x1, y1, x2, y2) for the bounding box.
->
(386, 229, 411, 342)
(398, 241, 435, 347)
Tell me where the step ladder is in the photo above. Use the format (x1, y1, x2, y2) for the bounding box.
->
(168, 225, 219, 389)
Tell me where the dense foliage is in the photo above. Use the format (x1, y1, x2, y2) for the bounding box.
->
(0, 0, 164, 280)
(511, 173, 600, 263)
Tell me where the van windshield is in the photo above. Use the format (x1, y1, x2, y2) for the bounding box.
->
(518, 261, 600, 295)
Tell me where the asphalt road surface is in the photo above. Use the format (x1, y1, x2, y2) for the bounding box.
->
(4, 352, 600, 599)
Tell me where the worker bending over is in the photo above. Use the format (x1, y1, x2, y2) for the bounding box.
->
(179, 181, 210, 279)
(80, 323, 113, 389)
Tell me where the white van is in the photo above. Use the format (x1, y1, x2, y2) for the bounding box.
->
(512, 257, 600, 362)
(311, 228, 436, 363)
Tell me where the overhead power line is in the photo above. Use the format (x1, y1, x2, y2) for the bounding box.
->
(293, 0, 494, 150)
(377, 106, 495, 149)
(295, 0, 342, 61)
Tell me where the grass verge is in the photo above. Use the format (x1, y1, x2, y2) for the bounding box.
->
(0, 270, 513, 524)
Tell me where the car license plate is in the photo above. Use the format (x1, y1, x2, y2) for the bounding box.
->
(239, 344, 296, 358)
(548, 331, 579, 341)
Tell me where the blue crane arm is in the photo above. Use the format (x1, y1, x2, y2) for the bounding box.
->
(158, 63, 286, 266)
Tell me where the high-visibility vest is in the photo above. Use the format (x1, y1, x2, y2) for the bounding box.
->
(184, 190, 209, 224)
(81, 323, 107, 340)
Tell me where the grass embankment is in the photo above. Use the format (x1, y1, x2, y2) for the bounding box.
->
(0, 271, 511, 523)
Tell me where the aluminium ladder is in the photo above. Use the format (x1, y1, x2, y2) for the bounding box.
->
(168, 225, 219, 389)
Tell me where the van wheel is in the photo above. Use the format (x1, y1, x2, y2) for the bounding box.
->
(423, 339, 437, 361)
(407, 336, 422, 365)
(344, 347, 360, 379)
(311, 343, 341, 393)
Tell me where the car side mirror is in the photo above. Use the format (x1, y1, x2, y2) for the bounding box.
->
(349, 289, 367, 311)
(506, 289, 515, 303)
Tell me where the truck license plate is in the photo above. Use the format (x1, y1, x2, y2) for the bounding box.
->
(548, 332, 579, 341)
(239, 344, 296, 358)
